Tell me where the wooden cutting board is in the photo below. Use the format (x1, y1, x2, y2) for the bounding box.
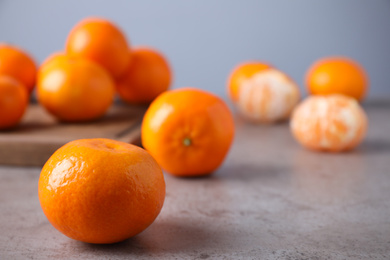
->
(0, 103, 147, 166)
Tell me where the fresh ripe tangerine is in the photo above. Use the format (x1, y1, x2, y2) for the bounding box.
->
(228, 61, 271, 103)
(305, 57, 368, 101)
(38, 138, 165, 244)
(116, 47, 172, 104)
(142, 88, 235, 177)
(66, 17, 130, 79)
(0, 43, 37, 93)
(290, 94, 367, 152)
(0, 76, 28, 130)
(228, 62, 300, 123)
(37, 56, 115, 122)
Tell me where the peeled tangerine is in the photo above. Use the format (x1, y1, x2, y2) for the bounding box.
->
(290, 94, 367, 152)
(228, 63, 300, 123)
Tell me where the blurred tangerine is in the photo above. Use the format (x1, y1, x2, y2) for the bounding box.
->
(227, 61, 271, 103)
(228, 62, 300, 123)
(305, 57, 368, 101)
(117, 47, 171, 104)
(290, 94, 367, 152)
(0, 43, 37, 94)
(37, 56, 115, 122)
(66, 17, 130, 79)
(0, 76, 28, 129)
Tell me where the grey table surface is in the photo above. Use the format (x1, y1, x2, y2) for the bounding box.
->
(1, 100, 389, 260)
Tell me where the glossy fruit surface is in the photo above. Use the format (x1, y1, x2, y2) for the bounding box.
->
(142, 88, 235, 177)
(38, 138, 166, 244)
(0, 44, 37, 93)
(117, 47, 171, 104)
(0, 76, 28, 129)
(66, 17, 130, 79)
(227, 61, 271, 102)
(290, 94, 367, 152)
(39, 52, 68, 76)
(305, 57, 368, 101)
(37, 57, 115, 122)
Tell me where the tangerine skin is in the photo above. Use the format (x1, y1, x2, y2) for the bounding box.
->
(290, 94, 367, 152)
(38, 138, 166, 244)
(116, 47, 171, 104)
(37, 57, 115, 122)
(0, 44, 37, 93)
(227, 61, 271, 102)
(142, 88, 235, 177)
(38, 52, 68, 76)
(305, 57, 368, 101)
(66, 17, 130, 79)
(0, 76, 28, 129)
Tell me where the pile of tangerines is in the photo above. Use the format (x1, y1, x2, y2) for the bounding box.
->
(0, 17, 171, 126)
(0, 17, 369, 244)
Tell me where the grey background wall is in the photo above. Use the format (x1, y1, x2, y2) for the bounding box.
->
(0, 0, 389, 99)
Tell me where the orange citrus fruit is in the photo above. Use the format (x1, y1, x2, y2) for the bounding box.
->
(38, 52, 68, 76)
(0, 43, 37, 93)
(65, 17, 130, 79)
(228, 62, 300, 123)
(38, 138, 166, 244)
(37, 56, 115, 122)
(0, 76, 28, 130)
(116, 47, 171, 104)
(305, 57, 368, 101)
(142, 88, 235, 177)
(290, 94, 367, 152)
(227, 61, 271, 103)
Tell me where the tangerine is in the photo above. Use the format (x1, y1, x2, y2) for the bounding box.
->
(142, 88, 235, 177)
(37, 56, 115, 122)
(38, 138, 166, 244)
(0, 76, 28, 129)
(305, 57, 368, 101)
(116, 47, 171, 104)
(66, 17, 130, 79)
(290, 94, 367, 152)
(228, 62, 300, 123)
(0, 43, 37, 93)
(227, 61, 271, 103)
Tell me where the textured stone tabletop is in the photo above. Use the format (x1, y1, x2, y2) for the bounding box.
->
(1, 101, 390, 260)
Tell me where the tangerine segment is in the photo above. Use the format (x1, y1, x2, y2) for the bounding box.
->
(116, 47, 171, 104)
(290, 94, 367, 152)
(305, 57, 368, 101)
(37, 57, 115, 122)
(236, 68, 300, 123)
(66, 17, 130, 79)
(38, 138, 166, 244)
(0, 76, 28, 129)
(142, 88, 235, 177)
(227, 61, 271, 102)
(0, 44, 37, 93)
